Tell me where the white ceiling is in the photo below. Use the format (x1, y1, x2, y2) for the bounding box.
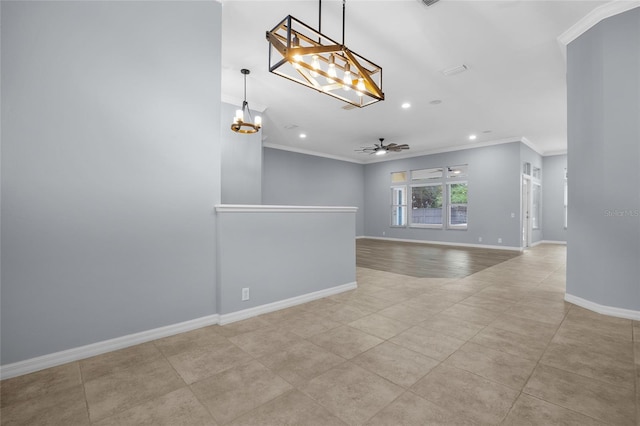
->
(221, 0, 607, 163)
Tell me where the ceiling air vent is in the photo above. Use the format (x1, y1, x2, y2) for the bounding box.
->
(342, 104, 357, 111)
(442, 64, 469, 76)
(422, 0, 440, 6)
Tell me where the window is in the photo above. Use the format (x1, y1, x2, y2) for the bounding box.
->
(411, 184, 443, 226)
(391, 171, 407, 183)
(405, 165, 468, 229)
(411, 167, 443, 181)
(532, 183, 541, 230)
(448, 182, 468, 228)
(447, 164, 468, 179)
(532, 166, 541, 180)
(390, 171, 408, 227)
(391, 186, 407, 226)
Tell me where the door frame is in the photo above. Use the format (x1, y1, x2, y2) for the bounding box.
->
(521, 175, 532, 248)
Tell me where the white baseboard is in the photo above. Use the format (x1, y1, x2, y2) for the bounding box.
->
(0, 281, 359, 380)
(539, 240, 567, 245)
(565, 293, 640, 321)
(219, 281, 358, 325)
(0, 314, 220, 380)
(362, 236, 522, 252)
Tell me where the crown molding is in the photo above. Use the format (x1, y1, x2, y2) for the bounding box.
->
(363, 137, 527, 164)
(263, 143, 365, 164)
(543, 149, 568, 157)
(557, 1, 640, 57)
(264, 136, 563, 165)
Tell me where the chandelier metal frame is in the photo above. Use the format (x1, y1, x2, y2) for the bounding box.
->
(231, 68, 262, 134)
(266, 1, 384, 108)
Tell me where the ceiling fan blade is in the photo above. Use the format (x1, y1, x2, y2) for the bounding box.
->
(386, 143, 398, 148)
(395, 144, 409, 148)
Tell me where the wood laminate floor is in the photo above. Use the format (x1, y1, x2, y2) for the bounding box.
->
(356, 238, 521, 278)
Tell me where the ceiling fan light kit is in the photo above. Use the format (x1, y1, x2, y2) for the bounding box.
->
(231, 69, 262, 134)
(266, 0, 384, 108)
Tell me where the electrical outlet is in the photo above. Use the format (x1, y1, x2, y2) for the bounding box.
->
(478, 237, 482, 243)
(242, 288, 250, 301)
(511, 212, 515, 218)
(382, 231, 386, 236)
(498, 238, 502, 243)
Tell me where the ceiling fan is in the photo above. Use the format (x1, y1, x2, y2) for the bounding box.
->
(356, 138, 410, 156)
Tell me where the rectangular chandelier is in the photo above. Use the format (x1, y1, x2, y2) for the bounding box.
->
(266, 15, 384, 108)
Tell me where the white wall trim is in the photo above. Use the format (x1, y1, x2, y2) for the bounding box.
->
(263, 143, 364, 164)
(215, 204, 358, 213)
(543, 150, 568, 157)
(540, 240, 567, 245)
(558, 1, 640, 47)
(565, 293, 640, 321)
(0, 280, 359, 380)
(0, 314, 220, 380)
(557, 0, 640, 61)
(362, 138, 526, 164)
(363, 236, 522, 252)
(266, 138, 565, 165)
(219, 281, 357, 325)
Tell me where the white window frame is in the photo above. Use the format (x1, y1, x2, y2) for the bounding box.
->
(391, 185, 407, 227)
(447, 181, 468, 230)
(409, 183, 444, 228)
(531, 182, 541, 230)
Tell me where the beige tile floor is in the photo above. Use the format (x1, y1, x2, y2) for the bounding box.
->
(1, 244, 638, 425)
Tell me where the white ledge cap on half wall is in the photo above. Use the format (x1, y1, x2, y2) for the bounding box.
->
(215, 205, 358, 213)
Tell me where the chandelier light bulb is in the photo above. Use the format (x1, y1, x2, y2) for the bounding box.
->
(343, 64, 352, 91)
(357, 78, 365, 91)
(327, 64, 337, 83)
(343, 72, 352, 91)
(235, 109, 244, 123)
(311, 55, 320, 77)
(255, 116, 262, 127)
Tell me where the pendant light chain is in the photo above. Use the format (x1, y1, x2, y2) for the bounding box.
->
(342, 0, 345, 46)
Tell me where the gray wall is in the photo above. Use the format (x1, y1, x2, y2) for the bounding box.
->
(363, 142, 522, 248)
(263, 148, 365, 236)
(542, 155, 567, 242)
(221, 102, 262, 204)
(1, 1, 222, 364)
(567, 8, 640, 311)
(217, 208, 356, 314)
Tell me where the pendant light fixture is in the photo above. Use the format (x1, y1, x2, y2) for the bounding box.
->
(231, 69, 262, 134)
(266, 0, 384, 108)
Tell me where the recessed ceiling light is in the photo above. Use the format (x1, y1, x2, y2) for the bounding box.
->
(299, 133, 307, 139)
(401, 102, 411, 109)
(429, 99, 442, 105)
(469, 134, 477, 140)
